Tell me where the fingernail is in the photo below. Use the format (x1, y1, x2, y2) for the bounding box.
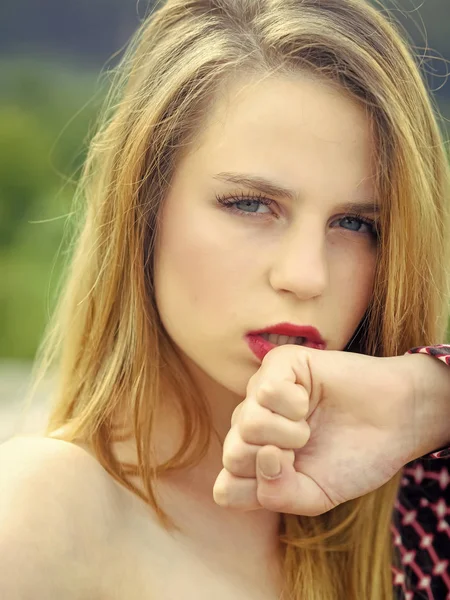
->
(258, 453, 282, 480)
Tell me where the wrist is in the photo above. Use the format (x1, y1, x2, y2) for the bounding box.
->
(398, 352, 450, 461)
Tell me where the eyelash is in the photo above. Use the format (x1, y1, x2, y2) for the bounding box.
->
(215, 191, 380, 238)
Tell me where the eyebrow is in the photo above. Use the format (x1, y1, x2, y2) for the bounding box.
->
(213, 171, 380, 214)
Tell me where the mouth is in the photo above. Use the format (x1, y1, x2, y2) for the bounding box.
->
(259, 332, 308, 346)
(245, 322, 326, 361)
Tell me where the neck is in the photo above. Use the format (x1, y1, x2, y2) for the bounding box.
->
(110, 358, 282, 561)
(156, 438, 283, 595)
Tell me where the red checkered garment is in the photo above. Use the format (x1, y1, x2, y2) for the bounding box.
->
(393, 345, 450, 599)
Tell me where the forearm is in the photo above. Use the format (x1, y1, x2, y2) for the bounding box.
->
(398, 352, 450, 461)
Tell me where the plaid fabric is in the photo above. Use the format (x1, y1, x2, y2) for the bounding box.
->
(392, 345, 450, 599)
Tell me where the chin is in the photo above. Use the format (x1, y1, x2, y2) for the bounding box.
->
(222, 363, 260, 397)
(206, 360, 257, 398)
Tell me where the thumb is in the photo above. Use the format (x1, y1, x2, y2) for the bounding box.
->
(255, 445, 295, 511)
(256, 445, 292, 480)
(256, 446, 335, 516)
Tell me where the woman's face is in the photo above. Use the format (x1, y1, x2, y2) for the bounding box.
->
(154, 73, 378, 397)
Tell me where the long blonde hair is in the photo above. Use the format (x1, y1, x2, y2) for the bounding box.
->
(32, 0, 450, 598)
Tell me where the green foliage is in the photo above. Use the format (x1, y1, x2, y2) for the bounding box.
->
(0, 59, 104, 359)
(0, 106, 52, 247)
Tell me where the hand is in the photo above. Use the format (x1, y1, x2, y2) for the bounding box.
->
(213, 345, 450, 516)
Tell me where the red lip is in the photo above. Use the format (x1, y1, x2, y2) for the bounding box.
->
(250, 322, 325, 344)
(245, 322, 326, 361)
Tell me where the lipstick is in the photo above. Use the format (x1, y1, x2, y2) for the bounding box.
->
(245, 322, 326, 361)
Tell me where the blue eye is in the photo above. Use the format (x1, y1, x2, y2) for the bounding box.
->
(216, 193, 380, 239)
(216, 193, 275, 218)
(336, 215, 378, 237)
(233, 199, 270, 213)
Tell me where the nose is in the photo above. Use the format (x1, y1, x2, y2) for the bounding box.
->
(268, 215, 328, 300)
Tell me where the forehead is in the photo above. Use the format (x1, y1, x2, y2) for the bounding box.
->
(186, 72, 376, 202)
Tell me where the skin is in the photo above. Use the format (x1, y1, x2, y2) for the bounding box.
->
(214, 346, 450, 515)
(149, 71, 380, 561)
(154, 71, 379, 440)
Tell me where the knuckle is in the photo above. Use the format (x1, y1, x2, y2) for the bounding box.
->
(239, 419, 266, 443)
(213, 485, 231, 506)
(223, 448, 251, 473)
(213, 476, 231, 506)
(256, 381, 278, 404)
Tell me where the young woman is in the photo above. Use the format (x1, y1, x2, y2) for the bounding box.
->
(1, 0, 449, 599)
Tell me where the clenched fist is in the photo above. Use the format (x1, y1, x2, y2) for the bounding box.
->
(213, 344, 450, 516)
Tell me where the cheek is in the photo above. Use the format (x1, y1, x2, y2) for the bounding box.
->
(153, 199, 251, 334)
(342, 249, 376, 300)
(329, 241, 377, 337)
(330, 236, 377, 292)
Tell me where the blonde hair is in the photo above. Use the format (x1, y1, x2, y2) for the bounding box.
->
(33, 0, 450, 598)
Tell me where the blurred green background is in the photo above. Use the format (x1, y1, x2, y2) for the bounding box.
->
(0, 0, 449, 363)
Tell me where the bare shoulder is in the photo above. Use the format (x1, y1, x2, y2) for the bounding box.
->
(0, 434, 121, 518)
(0, 435, 121, 599)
